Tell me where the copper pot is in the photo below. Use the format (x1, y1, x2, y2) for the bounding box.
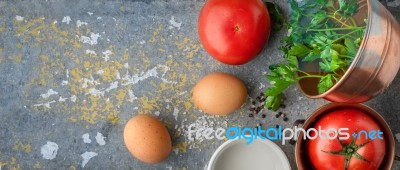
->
(293, 103, 395, 170)
(298, 0, 400, 103)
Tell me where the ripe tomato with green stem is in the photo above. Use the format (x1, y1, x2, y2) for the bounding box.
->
(198, 0, 271, 65)
(306, 109, 386, 170)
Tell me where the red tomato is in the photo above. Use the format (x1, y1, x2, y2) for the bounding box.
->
(307, 109, 386, 170)
(198, 0, 271, 65)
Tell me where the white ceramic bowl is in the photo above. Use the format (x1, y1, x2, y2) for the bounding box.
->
(207, 137, 291, 170)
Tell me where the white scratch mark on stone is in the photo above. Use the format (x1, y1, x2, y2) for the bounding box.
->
(178, 91, 187, 96)
(76, 20, 88, 27)
(86, 88, 104, 97)
(396, 133, 400, 143)
(97, 17, 102, 20)
(62, 16, 72, 24)
(169, 16, 182, 30)
(173, 108, 179, 121)
(41, 141, 59, 160)
(95, 132, 106, 146)
(58, 96, 68, 102)
(34, 100, 56, 109)
(139, 40, 146, 44)
(87, 12, 94, 16)
(85, 49, 97, 55)
(121, 65, 173, 86)
(70, 95, 77, 102)
(80, 32, 100, 45)
(53, 20, 58, 24)
(128, 90, 138, 102)
(15, 15, 24, 21)
(40, 89, 58, 99)
(154, 111, 160, 116)
(82, 133, 91, 143)
(133, 107, 139, 110)
(388, 0, 400, 7)
(66, 69, 69, 78)
(81, 152, 98, 168)
(105, 81, 118, 92)
(102, 50, 113, 62)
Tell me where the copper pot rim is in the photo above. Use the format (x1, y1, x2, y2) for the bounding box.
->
(294, 103, 395, 170)
(297, 0, 377, 99)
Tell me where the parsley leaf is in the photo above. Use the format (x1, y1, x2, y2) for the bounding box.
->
(264, 0, 365, 111)
(339, 0, 358, 17)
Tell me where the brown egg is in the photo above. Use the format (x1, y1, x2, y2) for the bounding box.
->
(123, 114, 172, 164)
(193, 72, 247, 115)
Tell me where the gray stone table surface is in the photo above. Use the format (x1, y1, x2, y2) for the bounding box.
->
(0, 0, 400, 169)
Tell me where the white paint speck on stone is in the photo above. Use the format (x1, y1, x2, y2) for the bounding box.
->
(82, 133, 91, 143)
(58, 96, 68, 102)
(40, 89, 58, 99)
(169, 16, 182, 30)
(15, 15, 24, 21)
(128, 90, 138, 102)
(62, 16, 72, 24)
(81, 152, 98, 168)
(154, 111, 160, 116)
(70, 95, 77, 102)
(61, 80, 69, 86)
(41, 141, 59, 160)
(85, 49, 97, 55)
(86, 88, 104, 97)
(173, 148, 179, 154)
(87, 12, 93, 16)
(97, 70, 104, 75)
(139, 40, 146, 44)
(80, 32, 100, 45)
(259, 82, 265, 89)
(95, 132, 106, 146)
(173, 108, 179, 121)
(97, 17, 102, 20)
(102, 50, 113, 62)
(76, 20, 88, 27)
(395, 133, 400, 143)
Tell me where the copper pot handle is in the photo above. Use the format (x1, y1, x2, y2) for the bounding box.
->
(289, 119, 306, 145)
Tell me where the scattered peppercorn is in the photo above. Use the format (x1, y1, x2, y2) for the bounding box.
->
(249, 113, 254, 117)
(283, 117, 289, 121)
(262, 114, 266, 118)
(275, 113, 280, 118)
